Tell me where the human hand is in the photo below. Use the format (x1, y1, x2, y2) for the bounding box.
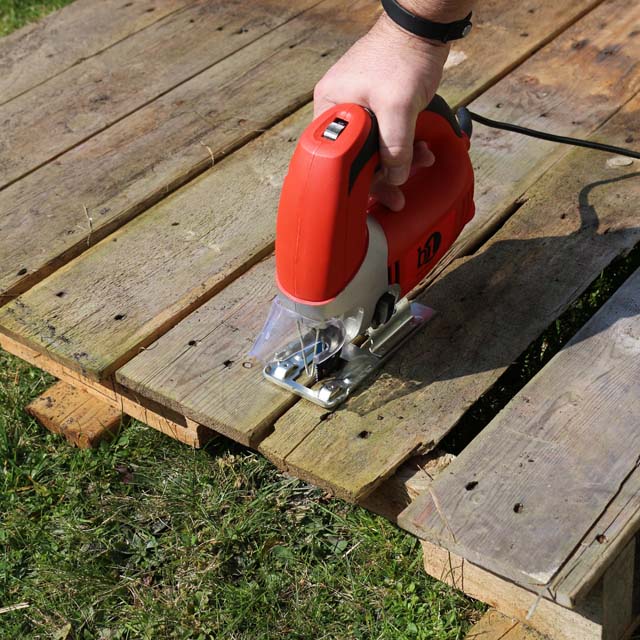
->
(314, 13, 450, 211)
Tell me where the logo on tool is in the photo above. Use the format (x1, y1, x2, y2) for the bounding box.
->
(417, 232, 442, 268)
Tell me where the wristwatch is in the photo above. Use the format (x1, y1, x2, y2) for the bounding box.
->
(381, 0, 473, 43)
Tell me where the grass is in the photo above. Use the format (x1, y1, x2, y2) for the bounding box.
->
(0, 0, 72, 36)
(0, 350, 482, 639)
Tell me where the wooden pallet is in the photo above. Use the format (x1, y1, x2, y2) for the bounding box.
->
(2, 0, 640, 637)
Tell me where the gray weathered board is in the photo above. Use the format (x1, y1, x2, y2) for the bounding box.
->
(399, 266, 640, 603)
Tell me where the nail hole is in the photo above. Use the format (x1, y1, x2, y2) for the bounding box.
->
(189, 18, 195, 23)
(288, 43, 296, 49)
(114, 314, 125, 321)
(320, 52, 328, 57)
(188, 340, 197, 347)
(319, 412, 330, 422)
(596, 534, 607, 544)
(465, 481, 478, 491)
(236, 27, 248, 34)
(145, 7, 155, 12)
(55, 291, 66, 298)
(222, 359, 233, 368)
(17, 268, 27, 276)
(358, 430, 371, 439)
(171, 222, 180, 226)
(376, 415, 384, 421)
(216, 25, 224, 31)
(513, 503, 524, 514)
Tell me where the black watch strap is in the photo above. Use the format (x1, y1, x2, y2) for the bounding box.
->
(381, 0, 473, 43)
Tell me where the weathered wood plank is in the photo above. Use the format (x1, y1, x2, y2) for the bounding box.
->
(0, 333, 213, 448)
(0, 0, 602, 305)
(259, 86, 640, 500)
(111, 0, 640, 464)
(400, 266, 640, 594)
(0, 0, 195, 105)
(465, 611, 546, 640)
(551, 468, 640, 608)
(0, 0, 325, 190)
(27, 380, 123, 448)
(0, 0, 381, 303)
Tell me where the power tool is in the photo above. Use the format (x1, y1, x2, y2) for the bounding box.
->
(251, 94, 475, 408)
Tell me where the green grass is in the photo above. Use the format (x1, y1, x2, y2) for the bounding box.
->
(0, 351, 482, 639)
(0, 0, 73, 36)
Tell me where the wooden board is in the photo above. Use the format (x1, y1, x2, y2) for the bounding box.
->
(257, 89, 640, 501)
(0, 332, 213, 448)
(0, 0, 325, 189)
(0, 0, 380, 302)
(551, 468, 640, 607)
(27, 380, 123, 448)
(0, 0, 195, 105)
(2, 0, 628, 379)
(399, 266, 640, 595)
(465, 611, 546, 640)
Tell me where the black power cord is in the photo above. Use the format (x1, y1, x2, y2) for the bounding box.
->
(457, 107, 640, 160)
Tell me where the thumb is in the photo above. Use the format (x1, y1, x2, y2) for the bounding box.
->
(376, 105, 418, 186)
(313, 81, 336, 118)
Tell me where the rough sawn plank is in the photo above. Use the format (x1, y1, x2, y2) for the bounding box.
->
(0, 0, 194, 105)
(399, 265, 640, 593)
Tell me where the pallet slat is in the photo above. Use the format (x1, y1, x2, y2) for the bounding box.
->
(27, 381, 123, 448)
(0, 332, 212, 448)
(0, 0, 194, 105)
(400, 266, 640, 599)
(0, 0, 380, 303)
(0, 0, 323, 190)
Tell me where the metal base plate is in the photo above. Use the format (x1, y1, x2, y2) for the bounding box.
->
(263, 299, 435, 409)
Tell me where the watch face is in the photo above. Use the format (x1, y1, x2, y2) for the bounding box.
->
(462, 24, 473, 37)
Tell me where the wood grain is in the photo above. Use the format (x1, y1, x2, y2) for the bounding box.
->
(400, 265, 640, 593)
(0, 0, 380, 303)
(0, 0, 195, 105)
(465, 611, 546, 640)
(0, 333, 212, 448)
(0, 0, 324, 190)
(0, 0, 602, 303)
(27, 380, 123, 448)
(421, 540, 604, 640)
(550, 468, 640, 608)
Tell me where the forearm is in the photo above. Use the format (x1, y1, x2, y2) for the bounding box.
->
(399, 0, 475, 22)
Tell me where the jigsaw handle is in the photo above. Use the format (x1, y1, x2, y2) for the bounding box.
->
(275, 95, 473, 304)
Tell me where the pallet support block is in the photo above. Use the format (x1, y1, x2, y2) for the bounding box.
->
(423, 535, 640, 640)
(27, 380, 123, 448)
